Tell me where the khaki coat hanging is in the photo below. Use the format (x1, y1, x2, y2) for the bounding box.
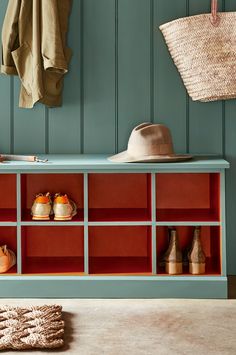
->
(1, 0, 72, 108)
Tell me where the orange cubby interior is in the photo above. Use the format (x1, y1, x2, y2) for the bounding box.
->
(88, 174, 151, 221)
(21, 226, 84, 274)
(0, 227, 17, 274)
(21, 174, 84, 221)
(156, 226, 221, 275)
(0, 174, 16, 222)
(156, 173, 220, 221)
(89, 226, 152, 274)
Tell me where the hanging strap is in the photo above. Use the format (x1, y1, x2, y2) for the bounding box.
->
(210, 0, 220, 26)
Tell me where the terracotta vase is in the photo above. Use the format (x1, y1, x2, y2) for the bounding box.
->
(164, 228, 183, 275)
(188, 227, 206, 275)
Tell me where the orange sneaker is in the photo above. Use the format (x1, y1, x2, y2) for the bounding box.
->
(0, 245, 16, 273)
(53, 193, 77, 221)
(31, 192, 52, 220)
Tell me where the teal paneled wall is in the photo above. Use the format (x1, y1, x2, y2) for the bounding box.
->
(0, 0, 236, 274)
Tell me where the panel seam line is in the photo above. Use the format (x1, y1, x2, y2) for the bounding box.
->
(186, 0, 190, 154)
(150, 0, 154, 124)
(45, 107, 49, 154)
(80, 0, 84, 154)
(222, 0, 226, 158)
(115, 0, 119, 153)
(10, 77, 14, 153)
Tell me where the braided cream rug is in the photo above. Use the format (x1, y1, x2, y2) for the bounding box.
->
(0, 305, 64, 350)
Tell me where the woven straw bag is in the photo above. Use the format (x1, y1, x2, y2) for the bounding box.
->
(159, 0, 236, 102)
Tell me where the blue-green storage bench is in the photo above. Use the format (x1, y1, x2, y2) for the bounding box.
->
(0, 155, 230, 298)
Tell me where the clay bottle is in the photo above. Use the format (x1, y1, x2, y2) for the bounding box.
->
(165, 228, 183, 275)
(188, 227, 206, 275)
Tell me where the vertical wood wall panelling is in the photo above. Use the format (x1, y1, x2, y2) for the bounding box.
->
(0, 0, 11, 153)
(225, 0, 236, 275)
(117, 0, 151, 152)
(13, 79, 46, 154)
(154, 0, 187, 153)
(83, 0, 116, 154)
(188, 0, 223, 155)
(0, 0, 236, 274)
(48, 0, 82, 153)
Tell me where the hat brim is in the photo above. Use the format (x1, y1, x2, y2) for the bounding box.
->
(108, 151, 193, 163)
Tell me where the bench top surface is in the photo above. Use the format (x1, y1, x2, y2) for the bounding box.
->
(0, 154, 229, 172)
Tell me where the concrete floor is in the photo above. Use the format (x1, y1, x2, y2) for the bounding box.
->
(0, 298, 235, 355)
(0, 277, 235, 354)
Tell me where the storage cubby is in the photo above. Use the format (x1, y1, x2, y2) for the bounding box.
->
(156, 173, 220, 222)
(88, 173, 151, 221)
(21, 226, 84, 274)
(0, 156, 229, 298)
(89, 226, 152, 274)
(21, 174, 84, 221)
(0, 227, 17, 274)
(0, 174, 16, 222)
(156, 226, 221, 275)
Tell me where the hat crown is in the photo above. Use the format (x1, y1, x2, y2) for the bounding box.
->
(127, 123, 174, 157)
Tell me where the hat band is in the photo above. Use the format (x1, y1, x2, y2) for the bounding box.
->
(127, 143, 174, 156)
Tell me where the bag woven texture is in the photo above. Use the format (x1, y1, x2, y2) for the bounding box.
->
(0, 305, 64, 350)
(159, 3, 236, 102)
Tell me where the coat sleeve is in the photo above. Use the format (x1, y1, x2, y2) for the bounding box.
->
(41, 0, 72, 74)
(1, 0, 21, 75)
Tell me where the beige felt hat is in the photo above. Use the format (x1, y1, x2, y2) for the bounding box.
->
(108, 123, 192, 163)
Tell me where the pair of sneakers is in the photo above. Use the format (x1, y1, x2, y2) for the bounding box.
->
(31, 193, 77, 221)
(0, 245, 16, 273)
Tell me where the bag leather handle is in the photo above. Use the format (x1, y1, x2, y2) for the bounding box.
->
(211, 0, 220, 26)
